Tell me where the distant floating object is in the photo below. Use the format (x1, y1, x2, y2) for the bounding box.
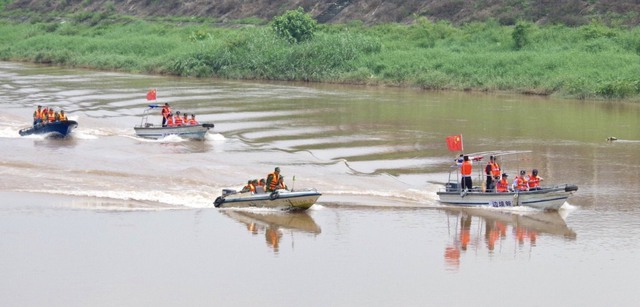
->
(606, 136, 618, 142)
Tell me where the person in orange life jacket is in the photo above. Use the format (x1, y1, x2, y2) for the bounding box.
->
(47, 109, 56, 122)
(54, 111, 61, 122)
(258, 179, 266, 187)
(189, 114, 199, 125)
(512, 170, 529, 191)
(485, 155, 501, 191)
(527, 169, 544, 190)
(460, 155, 473, 191)
(276, 176, 288, 190)
(33, 105, 45, 125)
(182, 113, 189, 125)
(496, 173, 511, 192)
(165, 113, 175, 127)
(161, 103, 171, 127)
(266, 167, 281, 192)
(241, 180, 256, 193)
(58, 110, 68, 121)
(174, 111, 184, 126)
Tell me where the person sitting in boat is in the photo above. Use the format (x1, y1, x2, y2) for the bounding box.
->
(275, 176, 288, 190)
(512, 170, 529, 191)
(46, 108, 56, 123)
(165, 113, 175, 127)
(258, 179, 266, 187)
(527, 169, 544, 191)
(58, 110, 68, 121)
(266, 167, 281, 192)
(496, 173, 511, 192)
(241, 180, 256, 193)
(182, 113, 189, 125)
(460, 155, 473, 191)
(189, 114, 199, 125)
(174, 111, 183, 126)
(161, 103, 171, 127)
(484, 155, 501, 191)
(33, 105, 45, 125)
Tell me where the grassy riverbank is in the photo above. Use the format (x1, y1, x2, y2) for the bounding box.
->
(1, 13, 640, 100)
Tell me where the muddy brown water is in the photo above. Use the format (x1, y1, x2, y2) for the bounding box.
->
(1, 62, 639, 306)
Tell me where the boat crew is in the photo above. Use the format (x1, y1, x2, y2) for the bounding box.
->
(276, 176, 288, 190)
(58, 110, 68, 121)
(54, 111, 61, 122)
(512, 170, 529, 191)
(496, 173, 510, 192)
(33, 105, 45, 125)
(485, 155, 501, 191)
(527, 169, 544, 191)
(266, 167, 281, 192)
(46, 109, 56, 122)
(182, 113, 189, 126)
(161, 103, 171, 127)
(174, 111, 183, 126)
(165, 113, 175, 127)
(258, 179, 266, 187)
(189, 114, 198, 125)
(460, 155, 473, 191)
(241, 180, 256, 193)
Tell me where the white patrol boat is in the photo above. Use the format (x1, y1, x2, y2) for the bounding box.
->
(436, 151, 578, 211)
(213, 187, 321, 211)
(134, 104, 213, 141)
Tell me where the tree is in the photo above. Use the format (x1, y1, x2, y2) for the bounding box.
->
(271, 7, 317, 43)
(512, 21, 529, 50)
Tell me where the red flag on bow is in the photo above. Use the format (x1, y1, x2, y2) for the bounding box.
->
(446, 134, 463, 152)
(146, 89, 157, 101)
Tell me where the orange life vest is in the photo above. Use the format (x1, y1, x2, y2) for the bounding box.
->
(460, 161, 472, 176)
(267, 172, 280, 191)
(59, 114, 68, 121)
(183, 116, 189, 125)
(174, 116, 183, 126)
(166, 117, 174, 127)
(161, 106, 171, 118)
(34, 109, 44, 119)
(496, 179, 509, 192)
(489, 162, 501, 177)
(528, 175, 540, 188)
(189, 119, 198, 125)
(47, 112, 55, 122)
(244, 184, 255, 193)
(515, 176, 528, 191)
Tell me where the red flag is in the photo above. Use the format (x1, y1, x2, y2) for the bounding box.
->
(146, 89, 157, 101)
(446, 134, 463, 152)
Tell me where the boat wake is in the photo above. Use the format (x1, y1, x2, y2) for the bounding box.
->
(17, 188, 214, 209)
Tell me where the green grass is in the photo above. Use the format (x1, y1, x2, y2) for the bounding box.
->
(1, 14, 640, 100)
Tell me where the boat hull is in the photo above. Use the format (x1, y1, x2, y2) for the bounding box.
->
(214, 189, 321, 211)
(19, 120, 78, 137)
(437, 185, 578, 211)
(134, 124, 212, 140)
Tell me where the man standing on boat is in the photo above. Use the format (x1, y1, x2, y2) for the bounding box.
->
(460, 156, 473, 191)
(485, 156, 501, 191)
(266, 167, 281, 192)
(161, 103, 171, 127)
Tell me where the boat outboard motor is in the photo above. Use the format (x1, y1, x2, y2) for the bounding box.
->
(565, 185, 578, 192)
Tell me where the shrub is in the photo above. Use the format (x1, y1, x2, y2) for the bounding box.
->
(271, 7, 317, 43)
(512, 21, 529, 50)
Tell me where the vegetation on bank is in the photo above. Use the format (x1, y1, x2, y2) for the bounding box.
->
(1, 10, 640, 100)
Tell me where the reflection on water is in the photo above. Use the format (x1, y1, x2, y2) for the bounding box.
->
(221, 210, 321, 254)
(442, 207, 576, 271)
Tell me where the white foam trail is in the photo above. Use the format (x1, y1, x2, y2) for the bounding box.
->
(18, 189, 214, 209)
(71, 131, 98, 140)
(0, 127, 20, 138)
(206, 133, 226, 141)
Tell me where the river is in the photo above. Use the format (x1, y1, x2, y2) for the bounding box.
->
(0, 62, 639, 306)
